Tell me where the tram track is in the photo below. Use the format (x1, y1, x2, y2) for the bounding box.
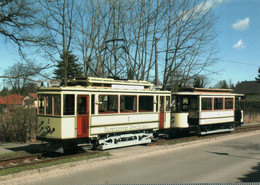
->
(0, 153, 42, 169)
(0, 150, 108, 173)
(0, 124, 259, 172)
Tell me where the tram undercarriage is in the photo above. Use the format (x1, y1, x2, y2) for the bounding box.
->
(38, 130, 154, 153)
(196, 123, 235, 135)
(94, 131, 153, 150)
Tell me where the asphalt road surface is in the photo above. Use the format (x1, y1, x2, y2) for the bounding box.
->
(12, 131, 260, 184)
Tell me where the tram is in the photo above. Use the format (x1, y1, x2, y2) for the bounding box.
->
(36, 77, 244, 152)
(171, 87, 244, 135)
(36, 77, 171, 152)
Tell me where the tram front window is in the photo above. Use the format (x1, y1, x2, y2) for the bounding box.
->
(63, 94, 75, 115)
(54, 95, 61, 115)
(38, 94, 61, 115)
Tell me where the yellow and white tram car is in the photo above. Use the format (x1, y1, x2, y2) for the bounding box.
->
(171, 88, 243, 135)
(37, 77, 171, 152)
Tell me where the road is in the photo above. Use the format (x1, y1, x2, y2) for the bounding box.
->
(6, 131, 260, 184)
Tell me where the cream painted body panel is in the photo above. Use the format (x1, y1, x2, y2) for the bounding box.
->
(61, 117, 77, 139)
(90, 122, 158, 135)
(171, 113, 189, 128)
(91, 113, 158, 126)
(90, 112, 162, 136)
(164, 112, 171, 128)
(37, 116, 62, 139)
(37, 116, 76, 139)
(199, 110, 234, 125)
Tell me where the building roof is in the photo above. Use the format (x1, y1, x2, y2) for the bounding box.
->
(23, 93, 37, 100)
(234, 81, 260, 94)
(0, 94, 24, 105)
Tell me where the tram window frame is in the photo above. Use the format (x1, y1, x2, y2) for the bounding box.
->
(225, 98, 234, 110)
(214, 98, 223, 110)
(201, 98, 212, 111)
(120, 95, 137, 113)
(63, 94, 75, 115)
(98, 95, 118, 114)
(139, 96, 153, 112)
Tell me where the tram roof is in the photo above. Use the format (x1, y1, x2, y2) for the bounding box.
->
(172, 87, 244, 96)
(38, 77, 171, 93)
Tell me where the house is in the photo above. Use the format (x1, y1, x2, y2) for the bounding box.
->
(0, 94, 24, 106)
(234, 81, 260, 101)
(22, 93, 38, 108)
(0, 93, 38, 108)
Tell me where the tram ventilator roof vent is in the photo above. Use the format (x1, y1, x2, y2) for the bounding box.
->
(67, 77, 154, 90)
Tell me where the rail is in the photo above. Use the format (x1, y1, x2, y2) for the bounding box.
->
(0, 153, 42, 169)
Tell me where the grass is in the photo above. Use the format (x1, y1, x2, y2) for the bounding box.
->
(0, 151, 31, 160)
(0, 151, 110, 176)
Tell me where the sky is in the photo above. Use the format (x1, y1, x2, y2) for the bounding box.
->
(211, 0, 260, 86)
(0, 0, 259, 89)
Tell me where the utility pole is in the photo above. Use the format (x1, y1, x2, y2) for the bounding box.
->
(155, 37, 159, 86)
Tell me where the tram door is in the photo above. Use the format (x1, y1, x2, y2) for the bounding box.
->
(159, 96, 165, 129)
(77, 95, 89, 138)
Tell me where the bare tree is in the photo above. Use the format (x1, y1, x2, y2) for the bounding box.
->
(0, 0, 39, 48)
(31, 0, 218, 87)
(36, 0, 78, 86)
(2, 61, 49, 94)
(158, 0, 218, 90)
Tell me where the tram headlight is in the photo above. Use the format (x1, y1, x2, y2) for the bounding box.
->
(44, 126, 51, 133)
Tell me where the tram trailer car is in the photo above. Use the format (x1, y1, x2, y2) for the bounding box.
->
(171, 87, 243, 135)
(36, 77, 171, 152)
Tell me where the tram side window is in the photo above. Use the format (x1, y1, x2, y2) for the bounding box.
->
(120, 96, 137, 112)
(139, 96, 153, 112)
(225, 98, 233, 110)
(99, 95, 118, 113)
(214, 98, 223, 110)
(63, 95, 75, 115)
(202, 98, 212, 111)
